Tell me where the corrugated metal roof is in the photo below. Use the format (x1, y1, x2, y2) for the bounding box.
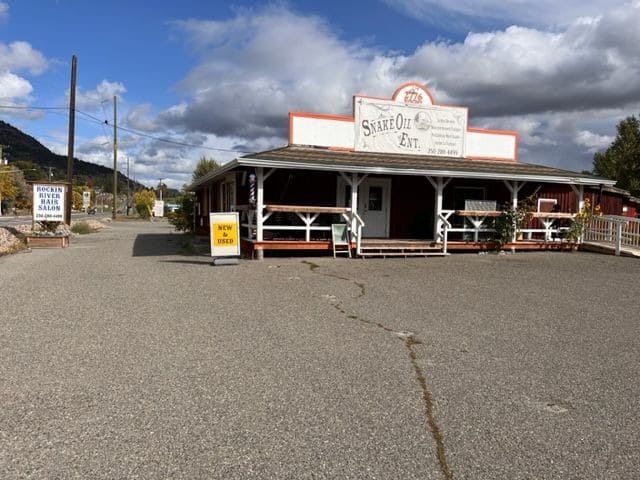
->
(191, 145, 616, 188)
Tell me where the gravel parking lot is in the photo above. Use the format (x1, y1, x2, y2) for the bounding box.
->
(1, 220, 638, 479)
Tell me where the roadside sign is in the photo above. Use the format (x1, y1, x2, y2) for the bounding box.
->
(33, 183, 66, 222)
(83, 191, 91, 209)
(210, 212, 240, 258)
(153, 200, 164, 217)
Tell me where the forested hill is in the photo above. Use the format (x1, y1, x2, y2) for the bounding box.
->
(0, 120, 142, 192)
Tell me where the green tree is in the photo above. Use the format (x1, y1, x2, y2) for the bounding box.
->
(133, 189, 156, 218)
(0, 165, 18, 213)
(11, 160, 46, 181)
(192, 156, 219, 182)
(593, 115, 640, 196)
(12, 169, 30, 210)
(167, 194, 195, 233)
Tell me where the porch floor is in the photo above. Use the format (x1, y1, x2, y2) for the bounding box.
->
(243, 237, 577, 257)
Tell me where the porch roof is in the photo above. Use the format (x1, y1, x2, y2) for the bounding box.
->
(192, 145, 616, 188)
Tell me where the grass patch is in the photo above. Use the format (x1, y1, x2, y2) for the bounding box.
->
(70, 221, 97, 234)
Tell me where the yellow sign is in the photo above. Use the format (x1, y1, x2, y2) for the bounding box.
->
(210, 212, 240, 257)
(213, 222, 237, 246)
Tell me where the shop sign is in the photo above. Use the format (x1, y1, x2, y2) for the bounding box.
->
(33, 184, 66, 222)
(354, 97, 467, 157)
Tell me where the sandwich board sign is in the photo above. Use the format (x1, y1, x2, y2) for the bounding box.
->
(210, 212, 240, 264)
(33, 183, 66, 222)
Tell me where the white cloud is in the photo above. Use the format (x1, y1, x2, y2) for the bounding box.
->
(0, 41, 49, 74)
(380, 0, 624, 31)
(0, 71, 44, 119)
(0, 2, 8, 20)
(0, 39, 49, 117)
(165, 5, 404, 139)
(0, 71, 33, 100)
(400, 11, 640, 117)
(75, 80, 127, 111)
(574, 130, 613, 151)
(125, 104, 159, 132)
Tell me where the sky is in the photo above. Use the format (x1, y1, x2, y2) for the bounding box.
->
(1, 0, 640, 189)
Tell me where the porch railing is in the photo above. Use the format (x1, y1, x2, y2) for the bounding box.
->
(237, 204, 353, 243)
(439, 213, 451, 254)
(585, 215, 640, 255)
(441, 209, 577, 243)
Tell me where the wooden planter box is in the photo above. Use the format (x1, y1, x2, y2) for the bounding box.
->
(26, 235, 70, 248)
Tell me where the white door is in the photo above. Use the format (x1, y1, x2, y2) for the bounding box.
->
(359, 178, 391, 238)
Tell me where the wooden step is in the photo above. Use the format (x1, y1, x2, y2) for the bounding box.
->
(358, 240, 445, 257)
(358, 251, 448, 258)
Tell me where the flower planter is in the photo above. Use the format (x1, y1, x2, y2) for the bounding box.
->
(26, 235, 70, 248)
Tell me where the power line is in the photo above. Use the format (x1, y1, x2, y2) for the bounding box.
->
(113, 123, 254, 154)
(1, 103, 257, 155)
(0, 105, 67, 111)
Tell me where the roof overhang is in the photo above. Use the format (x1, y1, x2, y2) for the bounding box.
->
(235, 158, 614, 187)
(190, 147, 616, 189)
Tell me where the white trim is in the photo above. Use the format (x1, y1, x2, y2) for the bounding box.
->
(537, 198, 557, 212)
(235, 157, 613, 186)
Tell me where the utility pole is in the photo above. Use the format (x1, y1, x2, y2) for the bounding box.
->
(0, 145, 6, 216)
(159, 178, 164, 201)
(112, 95, 117, 220)
(126, 156, 130, 216)
(65, 54, 77, 225)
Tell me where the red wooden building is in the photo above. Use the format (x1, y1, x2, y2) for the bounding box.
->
(191, 83, 620, 258)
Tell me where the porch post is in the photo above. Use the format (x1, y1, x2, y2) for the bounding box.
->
(503, 180, 524, 209)
(340, 172, 366, 241)
(256, 167, 265, 243)
(350, 173, 359, 238)
(570, 184, 584, 211)
(255, 168, 275, 258)
(426, 176, 450, 243)
(503, 180, 525, 242)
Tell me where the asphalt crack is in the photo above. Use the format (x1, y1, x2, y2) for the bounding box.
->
(303, 260, 454, 480)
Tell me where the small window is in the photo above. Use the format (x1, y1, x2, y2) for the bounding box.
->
(538, 198, 557, 212)
(368, 186, 383, 211)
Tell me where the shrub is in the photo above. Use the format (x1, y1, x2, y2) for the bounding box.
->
(167, 195, 195, 233)
(71, 222, 96, 235)
(566, 198, 601, 242)
(493, 195, 535, 247)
